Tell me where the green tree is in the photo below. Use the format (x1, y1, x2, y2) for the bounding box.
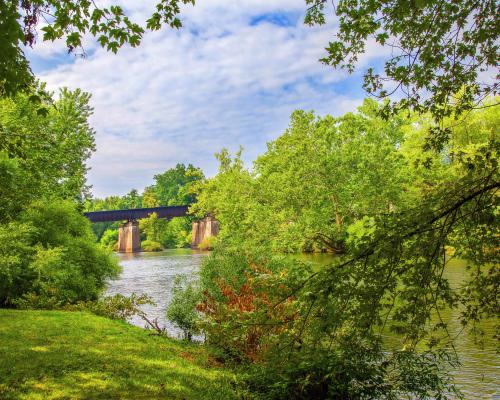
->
(151, 163, 205, 206)
(194, 101, 411, 253)
(142, 187, 160, 208)
(161, 217, 193, 248)
(191, 148, 258, 248)
(305, 0, 499, 142)
(0, 87, 118, 308)
(194, 103, 498, 398)
(122, 189, 142, 209)
(139, 212, 166, 243)
(100, 229, 119, 250)
(0, 200, 119, 307)
(255, 100, 409, 252)
(0, 87, 96, 217)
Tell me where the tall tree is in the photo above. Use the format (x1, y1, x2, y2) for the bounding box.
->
(0, 87, 96, 219)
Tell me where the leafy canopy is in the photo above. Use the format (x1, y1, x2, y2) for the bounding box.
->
(0, 0, 194, 95)
(0, 87, 96, 220)
(305, 0, 499, 147)
(193, 101, 498, 398)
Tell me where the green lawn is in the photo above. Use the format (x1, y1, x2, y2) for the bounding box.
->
(0, 310, 238, 400)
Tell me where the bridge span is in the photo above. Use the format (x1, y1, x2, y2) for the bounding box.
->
(83, 206, 218, 253)
(83, 205, 189, 223)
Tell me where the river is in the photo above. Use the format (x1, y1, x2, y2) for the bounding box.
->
(105, 249, 498, 399)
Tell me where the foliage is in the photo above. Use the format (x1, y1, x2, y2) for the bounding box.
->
(0, 87, 96, 211)
(192, 148, 257, 248)
(161, 216, 194, 248)
(0, 2, 34, 96)
(100, 228, 118, 250)
(139, 212, 166, 243)
(0, 309, 239, 400)
(148, 163, 205, 206)
(305, 0, 499, 144)
(140, 212, 191, 250)
(1, 0, 195, 96)
(66, 293, 155, 321)
(194, 103, 498, 398)
(141, 239, 164, 252)
(65, 292, 172, 336)
(0, 152, 31, 222)
(194, 100, 411, 253)
(198, 235, 218, 251)
(166, 276, 202, 340)
(197, 248, 461, 399)
(0, 201, 119, 307)
(197, 247, 305, 362)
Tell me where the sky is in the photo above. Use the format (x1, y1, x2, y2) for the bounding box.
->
(25, 0, 389, 198)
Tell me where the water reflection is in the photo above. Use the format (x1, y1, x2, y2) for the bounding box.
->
(106, 250, 498, 398)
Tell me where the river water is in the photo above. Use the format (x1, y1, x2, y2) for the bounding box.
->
(105, 249, 498, 399)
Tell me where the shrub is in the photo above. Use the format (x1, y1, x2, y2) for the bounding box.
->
(0, 200, 119, 307)
(197, 247, 308, 362)
(196, 247, 459, 399)
(166, 276, 201, 340)
(100, 228, 118, 250)
(141, 240, 163, 252)
(197, 235, 217, 250)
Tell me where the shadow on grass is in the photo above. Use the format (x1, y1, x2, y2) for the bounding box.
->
(0, 310, 238, 400)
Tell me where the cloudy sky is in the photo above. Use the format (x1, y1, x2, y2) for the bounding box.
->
(26, 0, 388, 198)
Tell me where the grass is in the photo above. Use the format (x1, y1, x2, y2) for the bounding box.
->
(0, 309, 239, 400)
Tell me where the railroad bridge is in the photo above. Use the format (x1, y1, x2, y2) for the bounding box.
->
(84, 206, 218, 253)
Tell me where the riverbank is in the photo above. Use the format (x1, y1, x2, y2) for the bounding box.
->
(0, 309, 239, 400)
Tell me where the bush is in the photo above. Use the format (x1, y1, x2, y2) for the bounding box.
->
(100, 228, 118, 250)
(197, 247, 308, 362)
(196, 247, 459, 399)
(160, 217, 193, 249)
(166, 276, 201, 340)
(141, 240, 163, 252)
(197, 235, 217, 250)
(0, 200, 119, 307)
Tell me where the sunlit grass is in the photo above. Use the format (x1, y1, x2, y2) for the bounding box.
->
(0, 309, 238, 400)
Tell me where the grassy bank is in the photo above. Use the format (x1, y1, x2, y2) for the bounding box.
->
(0, 310, 238, 400)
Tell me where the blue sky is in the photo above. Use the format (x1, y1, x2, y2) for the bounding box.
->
(25, 0, 388, 198)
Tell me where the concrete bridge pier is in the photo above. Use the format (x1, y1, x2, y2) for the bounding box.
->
(191, 215, 219, 249)
(117, 220, 141, 253)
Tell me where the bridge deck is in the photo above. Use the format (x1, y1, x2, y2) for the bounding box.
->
(84, 205, 189, 223)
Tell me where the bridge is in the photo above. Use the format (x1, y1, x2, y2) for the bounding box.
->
(84, 206, 189, 223)
(83, 206, 218, 253)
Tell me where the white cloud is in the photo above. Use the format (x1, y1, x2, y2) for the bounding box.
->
(26, 0, 387, 197)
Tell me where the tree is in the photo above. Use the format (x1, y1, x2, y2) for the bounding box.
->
(194, 102, 498, 398)
(191, 148, 259, 248)
(0, 87, 96, 218)
(305, 0, 499, 147)
(0, 87, 119, 308)
(255, 100, 409, 252)
(0, 200, 119, 307)
(151, 163, 205, 206)
(0, 0, 194, 96)
(194, 101, 411, 253)
(142, 187, 160, 208)
(122, 189, 142, 209)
